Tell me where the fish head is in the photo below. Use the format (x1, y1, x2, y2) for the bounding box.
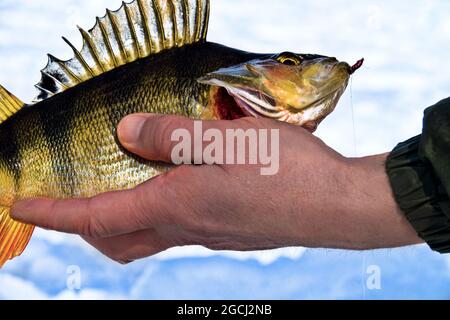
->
(199, 52, 363, 132)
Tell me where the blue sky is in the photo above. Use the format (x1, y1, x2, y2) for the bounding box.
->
(1, 0, 450, 299)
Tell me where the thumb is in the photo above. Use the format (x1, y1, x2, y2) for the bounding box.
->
(117, 113, 259, 163)
(117, 113, 181, 163)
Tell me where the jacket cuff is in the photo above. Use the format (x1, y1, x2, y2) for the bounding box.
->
(386, 135, 450, 253)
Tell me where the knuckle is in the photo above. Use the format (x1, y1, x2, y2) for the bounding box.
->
(159, 121, 181, 151)
(78, 216, 93, 238)
(142, 115, 178, 157)
(139, 117, 158, 147)
(129, 196, 150, 227)
(134, 184, 165, 225)
(134, 195, 149, 222)
(79, 212, 109, 239)
(46, 201, 63, 230)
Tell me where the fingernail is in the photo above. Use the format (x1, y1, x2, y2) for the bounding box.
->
(118, 114, 149, 147)
(11, 201, 33, 220)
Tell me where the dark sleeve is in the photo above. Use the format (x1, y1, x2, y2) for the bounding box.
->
(386, 98, 450, 253)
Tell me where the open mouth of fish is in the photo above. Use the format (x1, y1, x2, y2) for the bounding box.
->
(203, 58, 364, 123)
(208, 78, 347, 124)
(224, 86, 345, 120)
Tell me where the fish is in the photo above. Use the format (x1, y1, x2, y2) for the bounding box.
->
(0, 0, 363, 267)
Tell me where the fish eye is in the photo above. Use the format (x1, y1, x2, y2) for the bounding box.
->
(276, 52, 302, 66)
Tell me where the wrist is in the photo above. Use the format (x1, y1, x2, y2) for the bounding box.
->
(338, 154, 423, 250)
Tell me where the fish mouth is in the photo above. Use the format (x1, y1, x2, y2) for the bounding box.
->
(225, 87, 286, 119)
(198, 57, 362, 127)
(222, 85, 344, 125)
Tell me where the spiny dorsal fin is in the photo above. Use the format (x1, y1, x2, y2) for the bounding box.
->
(0, 85, 25, 124)
(34, 0, 211, 102)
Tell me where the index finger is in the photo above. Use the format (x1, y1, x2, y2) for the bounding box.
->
(11, 183, 160, 239)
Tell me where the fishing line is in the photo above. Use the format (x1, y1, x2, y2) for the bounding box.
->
(350, 77, 368, 299)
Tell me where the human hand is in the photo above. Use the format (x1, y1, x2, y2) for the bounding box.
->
(11, 115, 422, 263)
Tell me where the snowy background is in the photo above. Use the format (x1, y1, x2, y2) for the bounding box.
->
(1, 0, 450, 299)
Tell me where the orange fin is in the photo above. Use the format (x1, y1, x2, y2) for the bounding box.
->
(0, 206, 34, 268)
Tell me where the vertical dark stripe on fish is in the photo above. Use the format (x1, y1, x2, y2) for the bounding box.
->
(103, 83, 147, 164)
(38, 106, 76, 196)
(0, 121, 21, 190)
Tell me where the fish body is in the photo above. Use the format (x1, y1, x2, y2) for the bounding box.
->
(0, 43, 264, 202)
(0, 0, 362, 266)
